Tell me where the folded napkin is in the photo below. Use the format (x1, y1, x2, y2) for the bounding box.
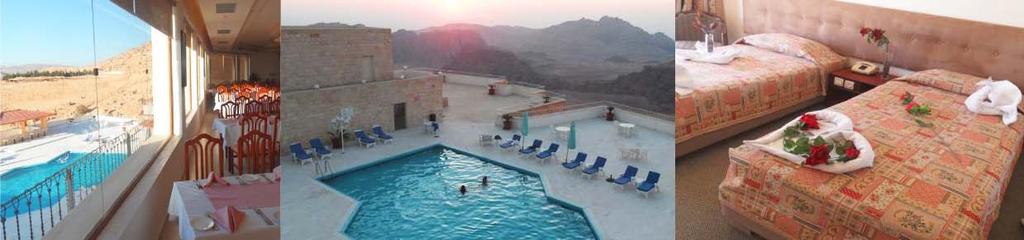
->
(965, 78, 1022, 125)
(212, 206, 246, 233)
(203, 171, 231, 188)
(272, 166, 282, 182)
(676, 47, 741, 64)
(747, 131, 875, 174)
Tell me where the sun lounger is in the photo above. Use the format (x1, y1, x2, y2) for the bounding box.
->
(309, 138, 333, 160)
(535, 143, 560, 162)
(518, 139, 542, 155)
(614, 165, 639, 188)
(561, 152, 587, 170)
(582, 157, 607, 178)
(354, 130, 376, 148)
(500, 134, 522, 149)
(289, 143, 314, 166)
(637, 171, 661, 197)
(372, 125, 394, 144)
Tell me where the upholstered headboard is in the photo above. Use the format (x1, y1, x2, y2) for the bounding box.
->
(743, 0, 1024, 86)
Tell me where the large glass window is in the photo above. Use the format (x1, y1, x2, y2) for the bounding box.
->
(0, 0, 154, 238)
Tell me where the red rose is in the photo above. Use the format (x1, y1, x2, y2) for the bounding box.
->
(871, 29, 886, 40)
(845, 146, 860, 159)
(905, 102, 918, 112)
(900, 92, 911, 101)
(804, 144, 830, 166)
(799, 114, 820, 130)
(860, 27, 872, 36)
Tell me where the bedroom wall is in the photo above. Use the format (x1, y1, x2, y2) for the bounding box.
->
(724, 0, 1024, 42)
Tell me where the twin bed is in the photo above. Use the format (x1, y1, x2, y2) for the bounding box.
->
(677, 0, 1024, 239)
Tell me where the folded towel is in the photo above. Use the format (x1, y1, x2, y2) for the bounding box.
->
(965, 78, 1022, 125)
(676, 47, 740, 64)
(741, 110, 853, 140)
(213, 206, 246, 233)
(203, 171, 231, 188)
(747, 131, 874, 174)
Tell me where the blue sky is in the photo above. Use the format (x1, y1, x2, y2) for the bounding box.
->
(1, 0, 151, 67)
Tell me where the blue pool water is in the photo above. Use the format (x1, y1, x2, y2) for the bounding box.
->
(1, 152, 127, 216)
(322, 146, 598, 239)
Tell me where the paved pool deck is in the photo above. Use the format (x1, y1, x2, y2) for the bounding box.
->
(0, 116, 134, 175)
(281, 82, 675, 240)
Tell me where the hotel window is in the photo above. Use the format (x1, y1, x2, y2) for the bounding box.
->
(0, 0, 158, 238)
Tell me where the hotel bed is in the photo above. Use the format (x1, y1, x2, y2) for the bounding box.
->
(676, 34, 846, 156)
(721, 70, 1024, 239)
(715, 0, 1024, 239)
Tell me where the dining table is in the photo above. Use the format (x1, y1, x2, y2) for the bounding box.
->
(168, 173, 280, 240)
(212, 118, 242, 148)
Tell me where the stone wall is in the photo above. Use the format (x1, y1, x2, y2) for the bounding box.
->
(281, 27, 394, 92)
(280, 73, 444, 148)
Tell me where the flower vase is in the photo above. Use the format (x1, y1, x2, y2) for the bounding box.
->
(880, 51, 894, 79)
(704, 32, 715, 53)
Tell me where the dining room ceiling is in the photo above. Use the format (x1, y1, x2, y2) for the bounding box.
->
(197, 0, 280, 52)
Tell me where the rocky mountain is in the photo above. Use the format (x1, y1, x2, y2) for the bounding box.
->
(420, 16, 673, 83)
(0, 64, 71, 74)
(576, 61, 675, 113)
(392, 29, 550, 86)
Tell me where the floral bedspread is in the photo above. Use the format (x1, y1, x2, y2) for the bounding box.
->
(720, 70, 1024, 239)
(676, 44, 844, 143)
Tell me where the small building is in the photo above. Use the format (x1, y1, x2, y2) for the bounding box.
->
(280, 25, 444, 147)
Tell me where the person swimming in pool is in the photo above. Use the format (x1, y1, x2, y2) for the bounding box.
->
(459, 185, 467, 195)
(482, 176, 489, 186)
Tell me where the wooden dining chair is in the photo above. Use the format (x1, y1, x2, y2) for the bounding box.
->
(243, 100, 264, 116)
(240, 114, 269, 136)
(233, 131, 276, 174)
(183, 133, 225, 180)
(220, 101, 242, 118)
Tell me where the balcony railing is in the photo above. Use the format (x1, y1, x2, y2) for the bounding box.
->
(1, 127, 147, 240)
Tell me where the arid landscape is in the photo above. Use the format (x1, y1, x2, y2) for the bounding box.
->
(0, 43, 153, 124)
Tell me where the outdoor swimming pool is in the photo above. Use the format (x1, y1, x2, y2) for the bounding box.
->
(1, 152, 127, 217)
(322, 146, 598, 239)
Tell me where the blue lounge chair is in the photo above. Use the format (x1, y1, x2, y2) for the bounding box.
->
(354, 130, 376, 148)
(372, 125, 393, 144)
(561, 152, 587, 170)
(535, 143, 560, 162)
(637, 171, 661, 197)
(518, 140, 542, 155)
(582, 157, 607, 178)
(309, 138, 333, 160)
(614, 165, 638, 188)
(289, 143, 314, 166)
(500, 134, 522, 149)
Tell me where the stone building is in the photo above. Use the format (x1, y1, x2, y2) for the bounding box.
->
(280, 25, 444, 148)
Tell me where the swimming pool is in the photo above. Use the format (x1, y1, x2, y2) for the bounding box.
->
(1, 152, 127, 217)
(322, 146, 598, 239)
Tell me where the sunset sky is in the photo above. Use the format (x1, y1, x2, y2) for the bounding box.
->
(282, 0, 674, 35)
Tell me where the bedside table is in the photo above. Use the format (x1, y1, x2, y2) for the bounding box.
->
(829, 69, 894, 94)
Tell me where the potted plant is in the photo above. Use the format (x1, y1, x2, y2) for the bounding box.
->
(605, 106, 615, 121)
(501, 114, 514, 130)
(488, 84, 496, 95)
(328, 107, 355, 150)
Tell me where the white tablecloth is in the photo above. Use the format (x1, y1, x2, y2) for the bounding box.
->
(213, 118, 242, 147)
(618, 123, 636, 137)
(168, 174, 279, 240)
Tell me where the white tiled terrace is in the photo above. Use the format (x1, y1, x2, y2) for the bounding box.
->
(280, 81, 675, 240)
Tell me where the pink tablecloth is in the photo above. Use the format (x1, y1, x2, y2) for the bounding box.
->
(203, 181, 280, 210)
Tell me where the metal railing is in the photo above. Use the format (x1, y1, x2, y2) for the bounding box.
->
(1, 127, 147, 240)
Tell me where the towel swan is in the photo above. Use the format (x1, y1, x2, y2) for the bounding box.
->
(965, 78, 1022, 125)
